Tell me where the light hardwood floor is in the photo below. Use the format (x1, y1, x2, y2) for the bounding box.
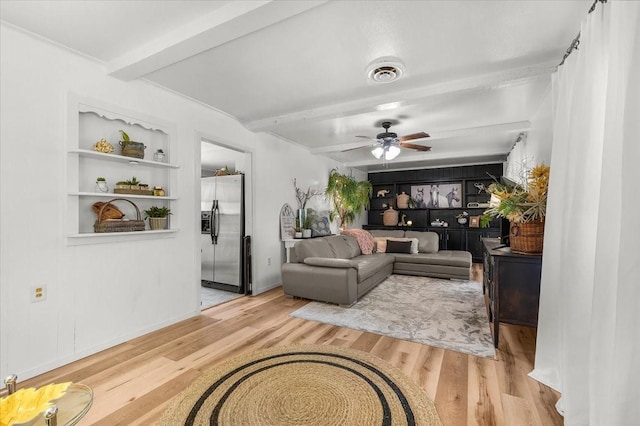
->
(16, 265, 562, 425)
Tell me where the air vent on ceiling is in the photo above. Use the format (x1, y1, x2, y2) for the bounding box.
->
(366, 57, 405, 84)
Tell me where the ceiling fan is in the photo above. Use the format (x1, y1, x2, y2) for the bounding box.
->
(344, 121, 431, 160)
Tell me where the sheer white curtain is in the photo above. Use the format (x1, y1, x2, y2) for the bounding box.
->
(530, 2, 640, 425)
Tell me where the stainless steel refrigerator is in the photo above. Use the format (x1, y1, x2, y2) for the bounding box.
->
(201, 174, 246, 293)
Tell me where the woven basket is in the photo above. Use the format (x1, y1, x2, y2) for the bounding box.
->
(509, 219, 544, 254)
(94, 198, 145, 233)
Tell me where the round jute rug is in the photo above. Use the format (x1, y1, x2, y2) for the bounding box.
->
(160, 345, 441, 426)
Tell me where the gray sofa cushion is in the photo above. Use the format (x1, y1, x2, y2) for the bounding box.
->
(351, 254, 395, 281)
(405, 231, 439, 253)
(392, 250, 471, 267)
(293, 237, 336, 261)
(304, 257, 359, 269)
(325, 235, 361, 259)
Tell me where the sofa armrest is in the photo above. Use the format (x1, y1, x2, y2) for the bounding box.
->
(303, 257, 358, 269)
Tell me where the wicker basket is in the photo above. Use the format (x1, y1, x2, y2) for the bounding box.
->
(509, 219, 544, 254)
(94, 198, 146, 233)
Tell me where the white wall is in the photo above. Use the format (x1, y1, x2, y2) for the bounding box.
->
(505, 88, 553, 182)
(251, 133, 365, 291)
(0, 24, 353, 380)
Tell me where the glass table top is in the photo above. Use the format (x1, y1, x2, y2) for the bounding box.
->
(13, 384, 93, 426)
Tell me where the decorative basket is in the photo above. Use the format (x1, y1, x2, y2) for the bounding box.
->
(94, 198, 145, 233)
(509, 219, 544, 254)
(119, 140, 146, 159)
(382, 207, 399, 226)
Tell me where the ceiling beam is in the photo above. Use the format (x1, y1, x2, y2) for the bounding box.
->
(244, 64, 555, 132)
(309, 121, 531, 154)
(341, 147, 510, 169)
(107, 1, 327, 81)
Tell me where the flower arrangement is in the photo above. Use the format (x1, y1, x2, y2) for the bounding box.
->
(293, 178, 322, 210)
(481, 164, 550, 226)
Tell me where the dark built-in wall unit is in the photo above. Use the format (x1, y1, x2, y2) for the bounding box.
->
(365, 163, 507, 262)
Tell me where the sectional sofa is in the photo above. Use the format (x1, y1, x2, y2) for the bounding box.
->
(281, 229, 472, 305)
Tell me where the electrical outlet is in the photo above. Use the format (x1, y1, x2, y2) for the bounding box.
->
(267, 257, 271, 266)
(31, 285, 46, 303)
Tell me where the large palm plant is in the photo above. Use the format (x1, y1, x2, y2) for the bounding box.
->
(325, 169, 372, 229)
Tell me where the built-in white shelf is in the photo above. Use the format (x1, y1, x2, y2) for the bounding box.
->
(68, 149, 179, 169)
(67, 229, 179, 245)
(66, 95, 179, 241)
(68, 191, 177, 200)
(68, 229, 178, 238)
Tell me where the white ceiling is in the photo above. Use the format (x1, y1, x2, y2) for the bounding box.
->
(1, 0, 590, 171)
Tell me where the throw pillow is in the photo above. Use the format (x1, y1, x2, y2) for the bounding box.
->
(385, 240, 412, 254)
(386, 237, 419, 254)
(310, 217, 332, 237)
(340, 229, 376, 255)
(374, 237, 388, 253)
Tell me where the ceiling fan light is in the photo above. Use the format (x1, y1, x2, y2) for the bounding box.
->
(371, 147, 384, 159)
(385, 145, 401, 160)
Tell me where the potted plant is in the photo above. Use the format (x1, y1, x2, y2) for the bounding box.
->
(481, 164, 550, 254)
(153, 148, 165, 162)
(456, 211, 469, 225)
(126, 176, 141, 190)
(144, 205, 172, 230)
(325, 169, 372, 229)
(118, 130, 146, 159)
(115, 180, 130, 190)
(302, 208, 317, 238)
(95, 177, 109, 193)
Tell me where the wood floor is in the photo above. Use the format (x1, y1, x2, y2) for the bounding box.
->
(17, 265, 563, 425)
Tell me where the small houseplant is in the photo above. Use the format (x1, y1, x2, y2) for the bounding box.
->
(144, 205, 172, 230)
(95, 177, 108, 193)
(119, 130, 146, 159)
(325, 169, 372, 229)
(153, 149, 165, 162)
(481, 164, 550, 253)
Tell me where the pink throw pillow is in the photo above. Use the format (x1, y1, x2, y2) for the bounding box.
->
(341, 229, 376, 255)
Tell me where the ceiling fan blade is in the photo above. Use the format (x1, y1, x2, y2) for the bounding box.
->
(355, 135, 373, 139)
(399, 142, 431, 152)
(399, 132, 430, 142)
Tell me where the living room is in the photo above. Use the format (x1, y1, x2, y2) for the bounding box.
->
(1, 1, 638, 425)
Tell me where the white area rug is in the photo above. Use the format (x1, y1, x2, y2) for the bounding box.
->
(290, 274, 496, 358)
(201, 287, 243, 310)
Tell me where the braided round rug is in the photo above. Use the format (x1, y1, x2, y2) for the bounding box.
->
(160, 345, 441, 426)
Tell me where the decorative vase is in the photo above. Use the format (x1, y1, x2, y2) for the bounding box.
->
(396, 192, 409, 209)
(382, 207, 399, 226)
(153, 150, 165, 162)
(302, 229, 312, 238)
(297, 208, 307, 229)
(509, 219, 544, 254)
(149, 217, 168, 230)
(294, 231, 303, 239)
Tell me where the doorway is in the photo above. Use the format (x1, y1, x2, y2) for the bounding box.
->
(200, 139, 252, 310)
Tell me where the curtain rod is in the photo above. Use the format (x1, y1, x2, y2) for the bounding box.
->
(558, 0, 608, 66)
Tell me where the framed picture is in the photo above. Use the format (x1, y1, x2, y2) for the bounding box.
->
(469, 216, 480, 228)
(410, 182, 462, 209)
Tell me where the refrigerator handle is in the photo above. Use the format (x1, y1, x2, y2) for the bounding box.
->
(210, 200, 217, 244)
(215, 202, 221, 241)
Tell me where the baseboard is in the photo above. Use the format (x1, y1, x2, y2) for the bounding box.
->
(13, 309, 200, 381)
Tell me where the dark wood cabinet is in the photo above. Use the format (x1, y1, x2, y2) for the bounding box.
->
(482, 238, 542, 347)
